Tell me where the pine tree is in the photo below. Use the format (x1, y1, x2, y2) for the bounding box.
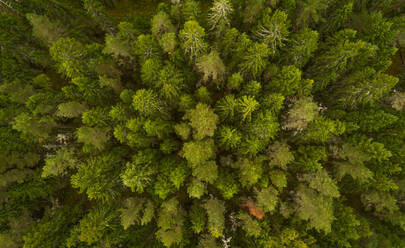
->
(255, 9, 290, 53)
(196, 50, 226, 84)
(26, 14, 66, 46)
(184, 103, 219, 140)
(239, 42, 271, 79)
(203, 196, 226, 238)
(208, 0, 233, 36)
(179, 20, 208, 61)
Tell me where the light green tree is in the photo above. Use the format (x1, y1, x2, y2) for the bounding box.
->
(268, 141, 294, 170)
(42, 148, 77, 178)
(282, 96, 319, 132)
(215, 94, 238, 122)
(56, 101, 87, 118)
(50, 38, 88, 78)
(196, 50, 226, 84)
(184, 103, 219, 140)
(156, 197, 185, 247)
(26, 14, 66, 46)
(239, 42, 271, 79)
(182, 138, 216, 166)
(208, 0, 233, 36)
(237, 211, 262, 237)
(179, 20, 208, 61)
(295, 184, 335, 233)
(256, 186, 279, 212)
(151, 11, 175, 38)
(203, 196, 226, 238)
(238, 95, 260, 122)
(121, 150, 158, 193)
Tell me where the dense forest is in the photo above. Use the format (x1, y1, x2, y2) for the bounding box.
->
(1, 0, 405, 247)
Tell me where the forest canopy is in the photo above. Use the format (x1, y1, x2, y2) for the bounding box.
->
(0, 0, 405, 247)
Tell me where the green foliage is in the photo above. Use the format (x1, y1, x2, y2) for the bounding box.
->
(56, 101, 87, 118)
(268, 141, 294, 170)
(299, 169, 340, 198)
(76, 126, 110, 150)
(182, 139, 216, 166)
(192, 160, 218, 184)
(132, 89, 164, 117)
(203, 196, 226, 238)
(238, 95, 260, 122)
(184, 103, 219, 140)
(141, 58, 162, 86)
(12, 113, 54, 139)
(267, 65, 302, 96)
(227, 72, 243, 90)
(327, 203, 365, 247)
(332, 143, 374, 183)
(333, 68, 399, 108)
(179, 20, 208, 61)
(195, 86, 212, 104)
(50, 38, 88, 78)
(322, 2, 353, 34)
(84, 0, 116, 34)
(71, 154, 121, 202)
(216, 125, 242, 151)
(307, 29, 375, 91)
(283, 96, 319, 132)
(121, 149, 158, 193)
(256, 186, 279, 212)
(104, 22, 137, 59)
(269, 170, 287, 190)
(255, 9, 290, 53)
(189, 201, 206, 234)
(294, 145, 327, 172)
(196, 51, 226, 83)
(2, 1, 405, 247)
(361, 190, 399, 216)
(156, 197, 184, 247)
(197, 234, 220, 248)
(134, 34, 161, 62)
(70, 204, 118, 246)
(159, 32, 178, 54)
(215, 171, 240, 199)
(301, 116, 345, 143)
(295, 184, 335, 233)
(42, 148, 76, 177)
(27, 14, 66, 46)
(235, 157, 263, 188)
(23, 207, 79, 248)
(120, 197, 154, 229)
(239, 42, 271, 79)
(246, 110, 280, 143)
(215, 94, 238, 121)
(151, 11, 175, 38)
(174, 122, 191, 140)
(296, 0, 330, 28)
(187, 178, 207, 199)
(237, 211, 262, 237)
(282, 28, 319, 68)
(181, 0, 202, 21)
(343, 107, 398, 132)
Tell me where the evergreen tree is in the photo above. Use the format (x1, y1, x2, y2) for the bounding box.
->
(1, 1, 405, 247)
(179, 20, 208, 61)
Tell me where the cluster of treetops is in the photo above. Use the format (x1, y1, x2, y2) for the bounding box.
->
(1, 0, 405, 247)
